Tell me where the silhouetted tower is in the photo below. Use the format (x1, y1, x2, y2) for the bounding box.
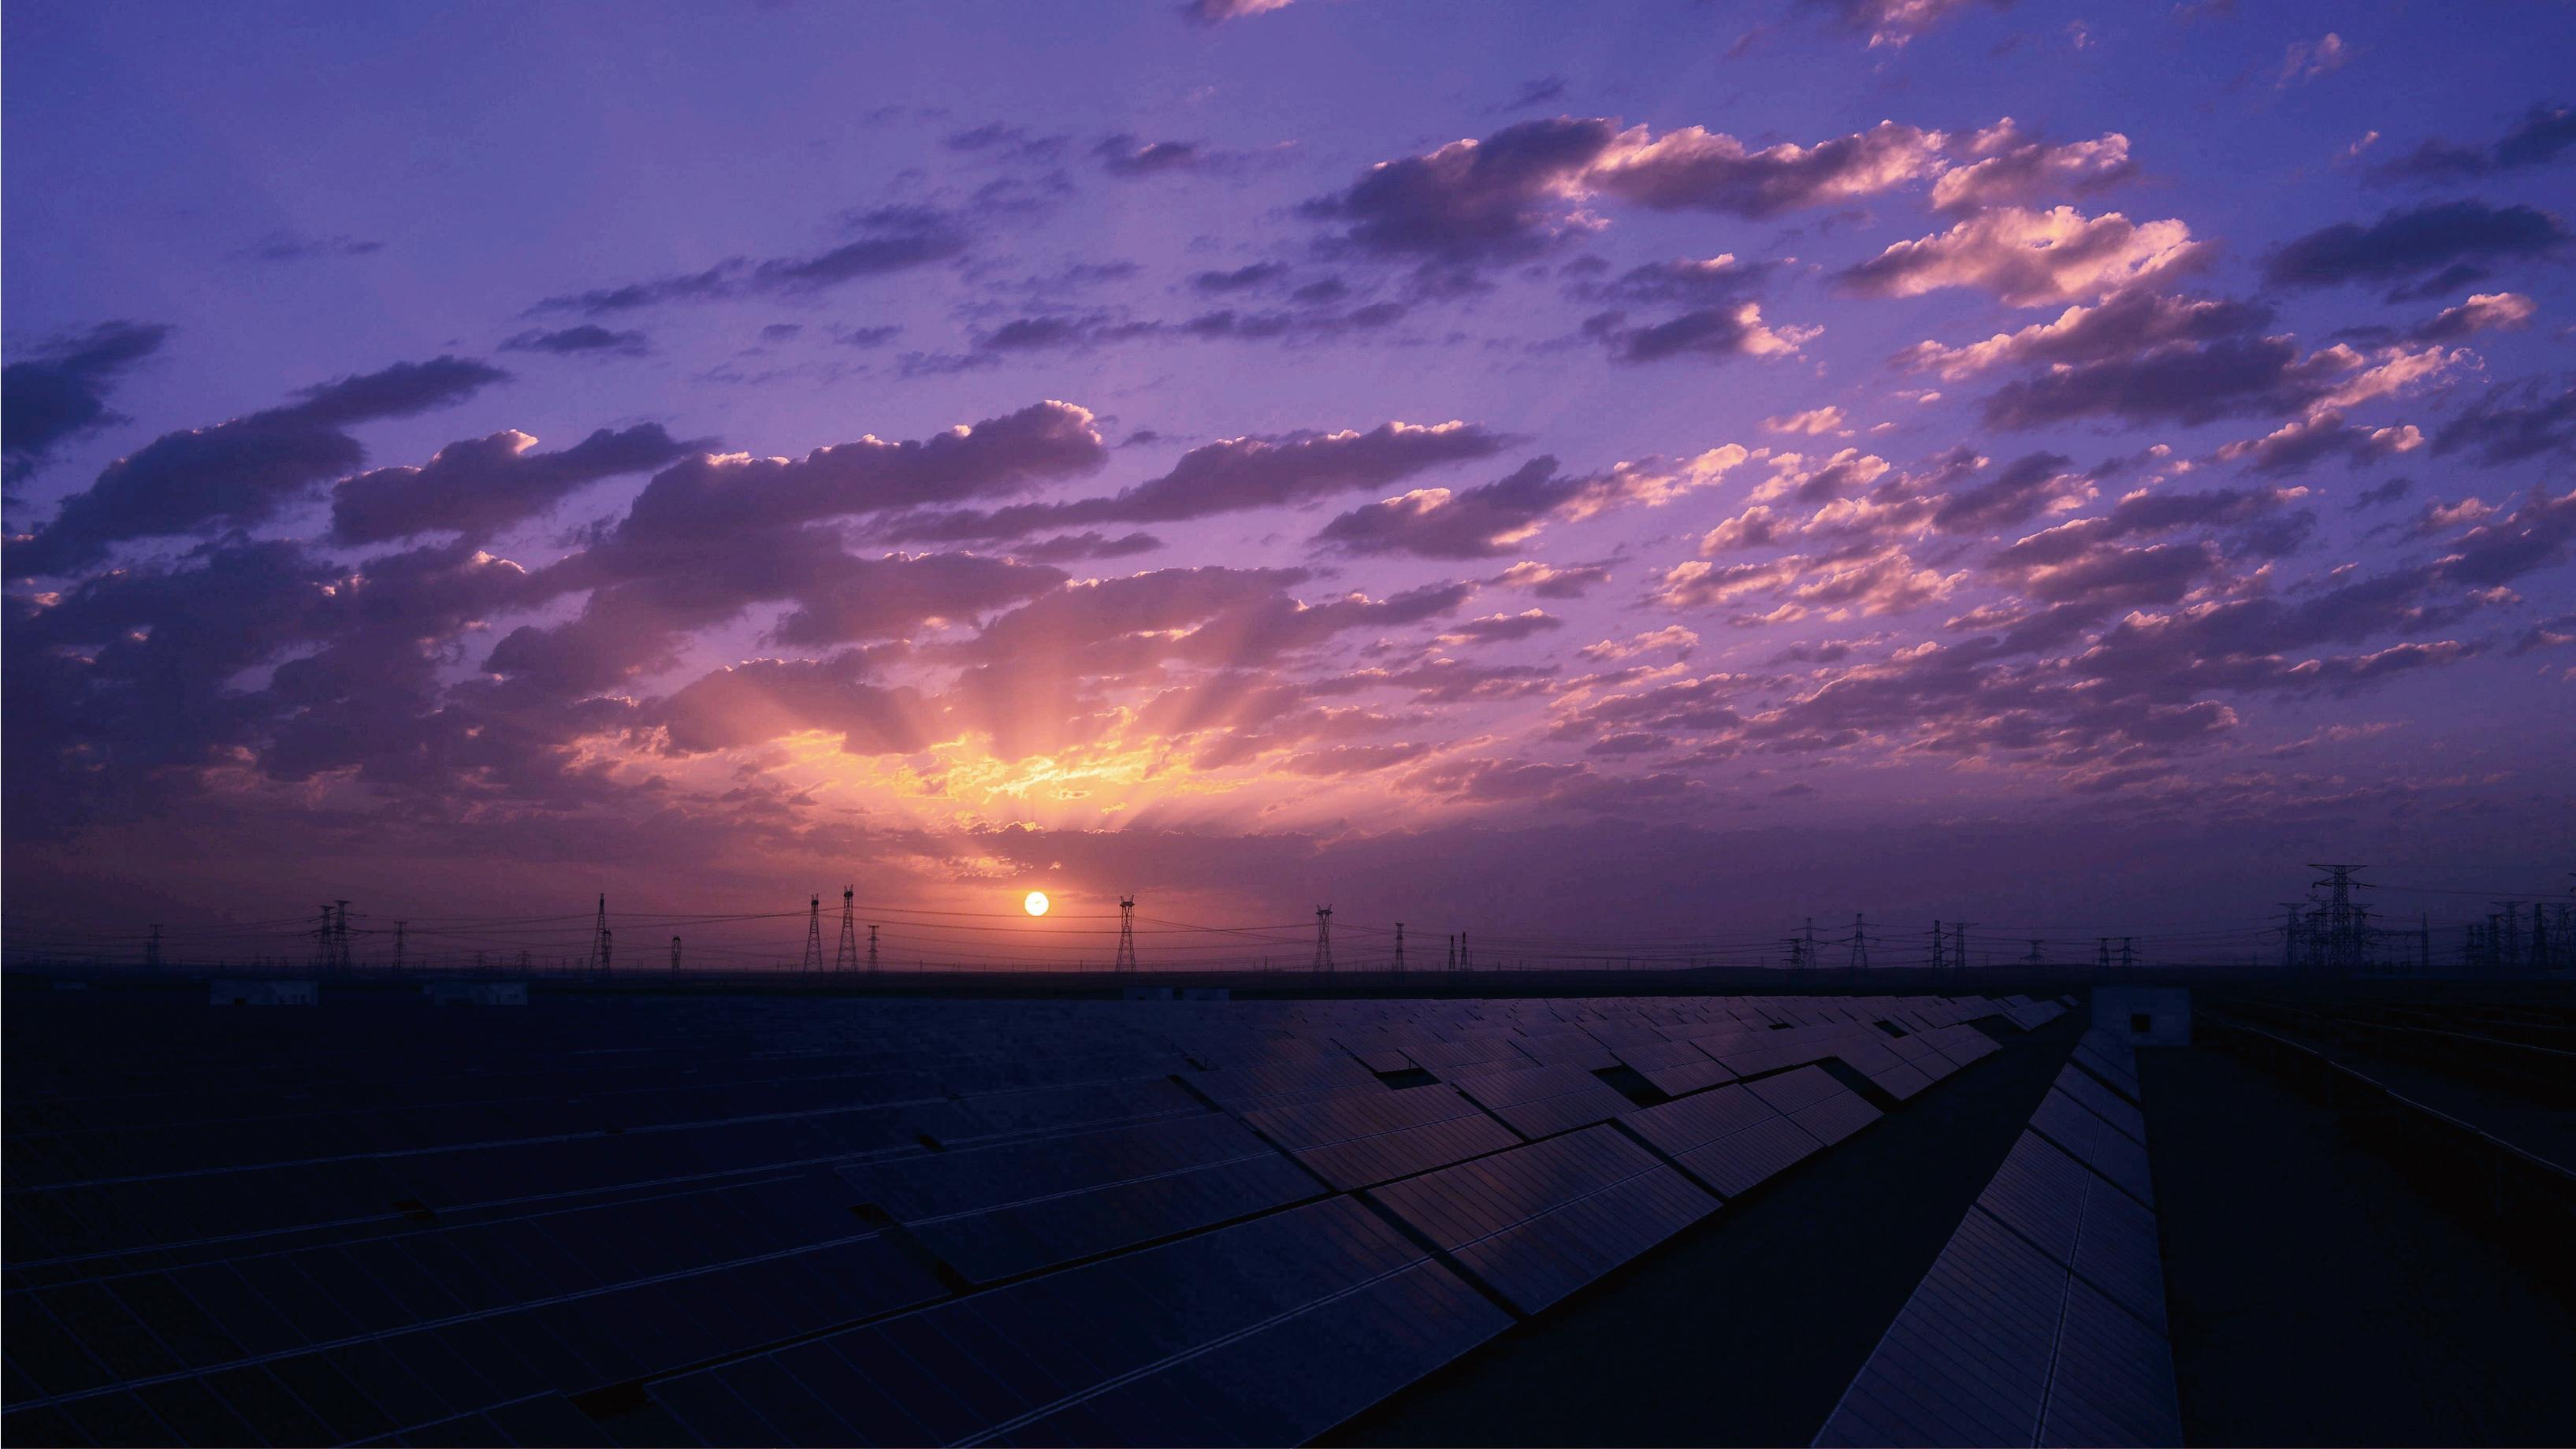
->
(2310, 864, 2366, 975)
(1849, 914, 1868, 973)
(1113, 896, 1139, 973)
(392, 921, 406, 974)
(2027, 938, 2044, 967)
(1312, 906, 1335, 973)
(2279, 903, 2304, 973)
(334, 901, 352, 971)
(589, 894, 611, 974)
(1954, 921, 1973, 979)
(671, 934, 682, 973)
(1783, 935, 1805, 970)
(835, 886, 858, 972)
(1461, 930, 1472, 971)
(316, 905, 334, 971)
(146, 924, 163, 971)
(1393, 923, 1405, 973)
(868, 923, 879, 972)
(2098, 938, 2112, 972)
(2120, 937, 2135, 972)
(802, 895, 824, 973)
(2492, 901, 2524, 971)
(1805, 917, 1819, 973)
(1448, 934, 1458, 971)
(1931, 920, 1945, 980)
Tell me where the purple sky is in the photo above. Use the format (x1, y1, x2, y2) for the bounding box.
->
(6, 0, 2573, 967)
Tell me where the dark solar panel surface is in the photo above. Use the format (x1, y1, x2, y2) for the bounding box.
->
(5, 986, 2025, 1446)
(1815, 1031, 2180, 1449)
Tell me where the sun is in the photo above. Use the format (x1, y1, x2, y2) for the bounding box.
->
(1023, 890, 1050, 916)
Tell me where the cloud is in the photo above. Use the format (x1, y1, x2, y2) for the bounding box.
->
(1930, 450, 2095, 533)
(2277, 32, 2349, 87)
(1805, 0, 2005, 49)
(2, 321, 169, 488)
(1928, 120, 2134, 211)
(2263, 201, 2570, 295)
(1899, 288, 2270, 379)
(657, 653, 934, 756)
(1586, 119, 1947, 217)
(2370, 103, 2575, 183)
(1979, 329, 2454, 432)
(1495, 559, 1612, 597)
(2433, 377, 2576, 463)
(529, 207, 968, 315)
(9, 355, 507, 576)
(890, 420, 1507, 542)
(1435, 610, 1563, 645)
(2410, 291, 2537, 341)
(249, 232, 383, 262)
(1182, 0, 1296, 21)
(1767, 407, 1849, 436)
(1304, 117, 1955, 265)
(1585, 303, 1816, 363)
(1840, 206, 2209, 307)
(329, 424, 697, 546)
(501, 325, 651, 357)
(1011, 531, 1164, 563)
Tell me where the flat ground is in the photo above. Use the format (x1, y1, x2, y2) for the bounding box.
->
(2143, 1043, 2576, 1447)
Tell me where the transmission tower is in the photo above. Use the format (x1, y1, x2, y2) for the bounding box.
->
(1805, 917, 1819, 973)
(589, 894, 612, 974)
(671, 934, 682, 973)
(316, 905, 334, 971)
(2027, 938, 2043, 967)
(147, 924, 163, 971)
(1114, 896, 1138, 973)
(802, 895, 824, 973)
(1312, 906, 1335, 973)
(1448, 934, 1458, 971)
(2309, 864, 2368, 976)
(2098, 938, 2112, 972)
(1953, 922, 1973, 980)
(1783, 935, 1805, 970)
(392, 921, 406, 974)
(1931, 920, 1945, 981)
(1849, 913, 1868, 973)
(2492, 901, 2524, 972)
(1393, 923, 1405, 973)
(1461, 930, 1472, 972)
(835, 887, 858, 972)
(2120, 937, 2136, 972)
(868, 923, 879, 973)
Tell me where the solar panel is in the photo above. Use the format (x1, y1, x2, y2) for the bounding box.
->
(1743, 1064, 1845, 1116)
(1611, 1038, 1736, 1096)
(2038, 1278, 2184, 1447)
(1619, 1083, 1780, 1159)
(1790, 1090, 1884, 1146)
(2052, 1066, 2147, 1145)
(1812, 1208, 2059, 1447)
(1868, 1062, 1935, 1101)
(1240, 1086, 1520, 1191)
(1671, 1116, 1827, 1198)
(2031, 1089, 2155, 1209)
(1367, 1125, 1716, 1314)
(838, 1113, 1321, 1282)
(1975, 1131, 2092, 1263)
(1445, 1063, 1637, 1140)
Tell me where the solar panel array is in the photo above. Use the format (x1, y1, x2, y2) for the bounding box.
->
(1813, 1027, 2180, 1448)
(6, 988, 2031, 1447)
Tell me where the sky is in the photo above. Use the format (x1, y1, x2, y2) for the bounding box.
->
(6, 0, 2573, 968)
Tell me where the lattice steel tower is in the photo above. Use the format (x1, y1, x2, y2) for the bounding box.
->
(1114, 896, 1138, 973)
(835, 886, 859, 972)
(801, 895, 824, 973)
(1312, 905, 1334, 973)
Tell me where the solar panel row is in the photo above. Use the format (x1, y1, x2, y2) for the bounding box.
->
(7, 988, 2030, 1447)
(1813, 1029, 2180, 1448)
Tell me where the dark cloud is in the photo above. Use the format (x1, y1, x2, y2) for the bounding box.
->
(2263, 201, 2570, 295)
(1011, 531, 1165, 563)
(330, 423, 696, 545)
(1191, 262, 1292, 294)
(9, 355, 507, 576)
(2433, 377, 2576, 464)
(890, 420, 1508, 542)
(1931, 451, 2091, 533)
(530, 208, 968, 316)
(1095, 135, 1207, 177)
(501, 325, 650, 357)
(1317, 457, 1576, 558)
(1981, 336, 2324, 429)
(1301, 117, 1619, 263)
(1584, 303, 1805, 364)
(2370, 102, 2576, 184)
(770, 552, 1070, 648)
(1901, 288, 2270, 379)
(1494, 76, 1567, 113)
(2349, 477, 2413, 512)
(2, 321, 169, 488)
(249, 232, 382, 262)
